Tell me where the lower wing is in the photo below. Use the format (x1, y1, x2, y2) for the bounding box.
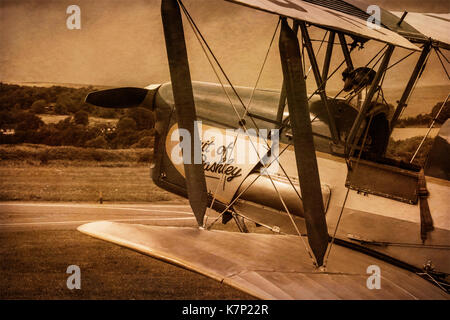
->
(78, 221, 448, 299)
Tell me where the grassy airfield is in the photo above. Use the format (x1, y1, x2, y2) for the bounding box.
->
(0, 228, 255, 299)
(0, 132, 436, 299)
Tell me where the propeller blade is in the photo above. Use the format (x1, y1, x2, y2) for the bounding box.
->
(161, 0, 208, 226)
(279, 19, 329, 266)
(85, 87, 149, 108)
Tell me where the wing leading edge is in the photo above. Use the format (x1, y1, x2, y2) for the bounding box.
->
(78, 221, 448, 299)
(225, 0, 418, 50)
(391, 12, 450, 49)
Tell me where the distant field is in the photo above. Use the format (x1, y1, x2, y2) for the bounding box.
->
(0, 131, 436, 202)
(390, 127, 440, 141)
(37, 114, 118, 127)
(328, 84, 449, 117)
(0, 229, 253, 299)
(0, 162, 182, 202)
(0, 145, 175, 204)
(386, 85, 449, 117)
(0, 144, 152, 163)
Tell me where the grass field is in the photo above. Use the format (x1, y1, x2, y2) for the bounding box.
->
(0, 229, 253, 299)
(0, 135, 438, 299)
(0, 161, 181, 202)
(0, 144, 173, 202)
(0, 133, 436, 202)
(0, 144, 153, 163)
(37, 114, 118, 127)
(0, 144, 259, 300)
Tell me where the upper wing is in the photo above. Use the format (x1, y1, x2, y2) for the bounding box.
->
(225, 0, 419, 50)
(78, 221, 448, 299)
(339, 1, 450, 48)
(390, 12, 450, 49)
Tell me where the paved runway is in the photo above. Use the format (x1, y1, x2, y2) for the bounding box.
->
(0, 202, 198, 231)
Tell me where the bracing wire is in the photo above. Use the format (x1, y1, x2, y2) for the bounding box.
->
(397, 47, 432, 121)
(434, 47, 450, 80)
(180, 2, 308, 237)
(436, 47, 449, 64)
(336, 45, 388, 104)
(305, 31, 328, 79)
(324, 113, 375, 268)
(410, 93, 450, 164)
(178, 2, 316, 263)
(206, 19, 281, 217)
(386, 50, 416, 71)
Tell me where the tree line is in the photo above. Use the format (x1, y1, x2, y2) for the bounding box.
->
(395, 100, 450, 127)
(0, 83, 155, 149)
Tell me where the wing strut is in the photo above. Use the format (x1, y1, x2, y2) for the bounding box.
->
(321, 31, 336, 86)
(338, 33, 354, 70)
(391, 41, 432, 131)
(279, 18, 329, 266)
(276, 23, 299, 126)
(161, 0, 208, 226)
(346, 45, 395, 157)
(300, 22, 339, 143)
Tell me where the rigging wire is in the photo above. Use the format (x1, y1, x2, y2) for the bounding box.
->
(304, 31, 328, 79)
(180, 3, 291, 226)
(299, 24, 306, 76)
(206, 19, 281, 217)
(205, 142, 293, 229)
(436, 47, 449, 64)
(324, 113, 375, 268)
(306, 57, 348, 124)
(340, 43, 388, 106)
(180, 3, 308, 234)
(308, 43, 387, 115)
(243, 20, 281, 116)
(348, 241, 450, 249)
(410, 92, 450, 163)
(386, 50, 416, 71)
(337, 45, 388, 105)
(410, 47, 450, 162)
(178, 2, 316, 263)
(179, 1, 243, 223)
(367, 44, 389, 67)
(307, 58, 346, 101)
(335, 47, 393, 248)
(434, 47, 450, 80)
(417, 272, 449, 292)
(397, 47, 432, 122)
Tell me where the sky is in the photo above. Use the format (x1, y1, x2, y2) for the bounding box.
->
(0, 0, 449, 95)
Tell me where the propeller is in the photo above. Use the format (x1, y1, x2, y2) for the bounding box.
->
(161, 0, 208, 226)
(85, 87, 150, 108)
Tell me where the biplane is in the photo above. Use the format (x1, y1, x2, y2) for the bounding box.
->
(78, 0, 450, 299)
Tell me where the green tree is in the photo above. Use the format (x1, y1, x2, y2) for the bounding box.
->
(117, 117, 137, 132)
(55, 117, 72, 130)
(54, 103, 68, 115)
(74, 110, 89, 126)
(132, 136, 154, 148)
(30, 99, 47, 114)
(85, 136, 109, 149)
(431, 100, 450, 124)
(14, 112, 44, 131)
(127, 107, 154, 130)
